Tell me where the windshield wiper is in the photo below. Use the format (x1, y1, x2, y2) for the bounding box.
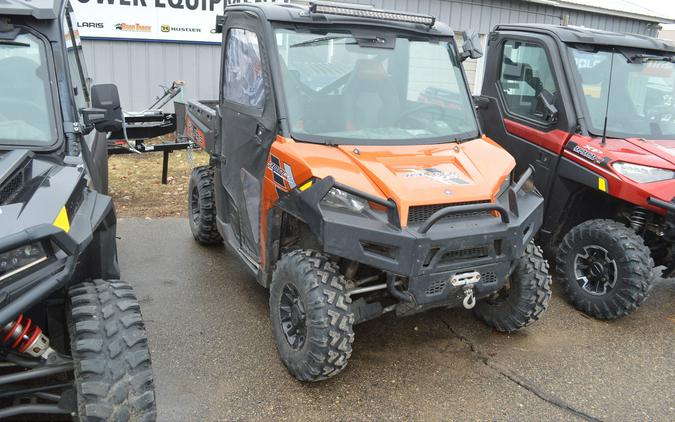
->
(630, 53, 673, 63)
(0, 40, 29, 47)
(291, 36, 356, 48)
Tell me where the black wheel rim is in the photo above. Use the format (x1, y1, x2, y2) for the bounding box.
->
(574, 245, 618, 295)
(279, 283, 307, 350)
(189, 185, 200, 226)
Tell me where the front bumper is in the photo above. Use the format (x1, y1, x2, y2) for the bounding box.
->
(280, 170, 544, 309)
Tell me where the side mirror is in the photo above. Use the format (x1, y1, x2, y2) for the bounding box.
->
(537, 90, 558, 124)
(460, 31, 483, 62)
(81, 84, 123, 133)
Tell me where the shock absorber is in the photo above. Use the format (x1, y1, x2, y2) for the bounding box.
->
(2, 314, 54, 359)
(629, 207, 649, 232)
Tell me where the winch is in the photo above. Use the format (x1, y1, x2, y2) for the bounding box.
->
(450, 271, 481, 309)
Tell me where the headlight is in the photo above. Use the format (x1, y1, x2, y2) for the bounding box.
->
(0, 243, 49, 282)
(612, 162, 675, 184)
(497, 173, 512, 197)
(321, 188, 369, 213)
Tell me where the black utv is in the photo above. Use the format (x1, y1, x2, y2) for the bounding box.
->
(0, 1, 156, 420)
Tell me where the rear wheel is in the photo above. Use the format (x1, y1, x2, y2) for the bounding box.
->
(68, 280, 156, 421)
(474, 242, 551, 332)
(188, 166, 222, 245)
(270, 250, 354, 382)
(555, 219, 654, 319)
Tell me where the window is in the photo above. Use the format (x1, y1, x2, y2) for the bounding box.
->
(224, 28, 265, 108)
(406, 41, 463, 102)
(63, 10, 90, 111)
(274, 28, 478, 145)
(0, 31, 57, 145)
(570, 47, 675, 139)
(499, 40, 558, 123)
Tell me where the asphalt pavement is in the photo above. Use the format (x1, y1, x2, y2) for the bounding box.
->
(117, 217, 675, 421)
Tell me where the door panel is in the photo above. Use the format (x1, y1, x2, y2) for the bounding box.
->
(479, 33, 575, 198)
(218, 13, 277, 261)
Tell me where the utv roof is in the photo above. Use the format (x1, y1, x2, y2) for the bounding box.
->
(494, 24, 675, 53)
(227, 2, 454, 37)
(0, 0, 59, 19)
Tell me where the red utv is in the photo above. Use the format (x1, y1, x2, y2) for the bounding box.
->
(477, 24, 674, 319)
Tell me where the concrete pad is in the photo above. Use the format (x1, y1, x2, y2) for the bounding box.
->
(118, 217, 674, 421)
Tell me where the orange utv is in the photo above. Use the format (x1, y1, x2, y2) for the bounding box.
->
(176, 1, 552, 381)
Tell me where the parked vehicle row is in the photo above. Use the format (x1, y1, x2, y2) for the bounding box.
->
(0, 0, 672, 420)
(178, 1, 673, 382)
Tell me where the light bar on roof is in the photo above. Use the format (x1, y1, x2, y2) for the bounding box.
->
(308, 1, 435, 27)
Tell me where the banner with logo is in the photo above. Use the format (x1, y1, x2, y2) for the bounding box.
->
(72, 0, 291, 43)
(72, 0, 224, 43)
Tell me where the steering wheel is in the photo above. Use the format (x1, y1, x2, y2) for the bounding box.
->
(646, 105, 674, 123)
(399, 104, 447, 121)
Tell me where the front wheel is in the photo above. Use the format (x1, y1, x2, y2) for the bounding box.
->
(555, 219, 654, 319)
(270, 250, 354, 382)
(69, 280, 157, 421)
(474, 242, 551, 332)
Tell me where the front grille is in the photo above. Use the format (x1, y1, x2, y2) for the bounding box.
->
(407, 201, 491, 225)
(440, 245, 490, 263)
(425, 279, 446, 296)
(0, 167, 26, 204)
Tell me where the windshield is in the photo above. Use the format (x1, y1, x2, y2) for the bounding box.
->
(0, 30, 57, 147)
(274, 28, 479, 145)
(570, 47, 675, 140)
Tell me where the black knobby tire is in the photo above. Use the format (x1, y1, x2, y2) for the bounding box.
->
(68, 280, 157, 422)
(188, 166, 222, 245)
(555, 219, 654, 320)
(270, 250, 355, 382)
(474, 242, 551, 332)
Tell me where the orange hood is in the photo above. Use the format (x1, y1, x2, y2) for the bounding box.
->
(270, 137, 515, 226)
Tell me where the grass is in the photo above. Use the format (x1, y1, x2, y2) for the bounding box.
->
(108, 139, 209, 218)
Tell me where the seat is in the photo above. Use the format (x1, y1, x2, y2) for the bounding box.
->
(342, 59, 400, 130)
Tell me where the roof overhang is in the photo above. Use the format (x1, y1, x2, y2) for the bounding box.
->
(524, 0, 675, 24)
(0, 0, 60, 20)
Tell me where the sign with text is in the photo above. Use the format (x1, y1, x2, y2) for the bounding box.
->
(72, 0, 291, 43)
(72, 0, 223, 43)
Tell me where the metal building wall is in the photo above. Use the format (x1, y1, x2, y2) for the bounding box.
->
(341, 0, 659, 36)
(81, 0, 659, 111)
(81, 40, 221, 112)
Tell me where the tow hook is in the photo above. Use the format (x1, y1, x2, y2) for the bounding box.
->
(450, 271, 481, 310)
(462, 288, 476, 309)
